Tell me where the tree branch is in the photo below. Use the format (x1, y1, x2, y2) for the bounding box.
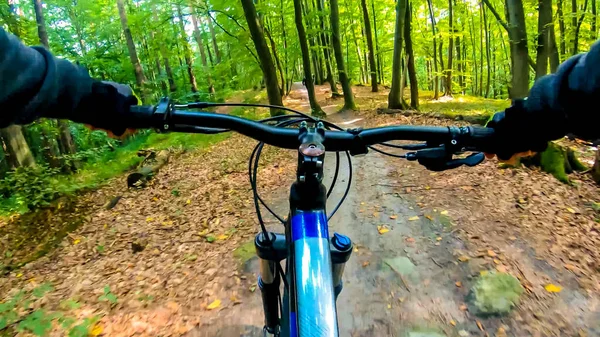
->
(577, 0, 589, 30)
(205, 11, 260, 66)
(481, 0, 509, 32)
(207, 9, 246, 30)
(528, 55, 536, 71)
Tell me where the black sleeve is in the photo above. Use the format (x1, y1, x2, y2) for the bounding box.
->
(0, 27, 94, 127)
(525, 40, 600, 141)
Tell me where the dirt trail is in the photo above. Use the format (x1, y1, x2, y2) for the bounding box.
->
(1, 84, 598, 337)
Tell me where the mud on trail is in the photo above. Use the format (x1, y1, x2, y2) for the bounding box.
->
(1, 85, 599, 337)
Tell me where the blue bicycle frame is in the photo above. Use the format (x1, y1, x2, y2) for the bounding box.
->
(288, 210, 338, 336)
(255, 122, 352, 337)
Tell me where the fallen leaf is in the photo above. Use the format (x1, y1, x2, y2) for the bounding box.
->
(459, 304, 468, 311)
(544, 283, 562, 293)
(152, 197, 159, 202)
(408, 216, 420, 221)
(487, 250, 497, 257)
(496, 327, 507, 337)
(440, 210, 449, 216)
(425, 215, 434, 221)
(360, 202, 365, 205)
(450, 320, 456, 326)
(425, 186, 431, 190)
(389, 215, 398, 219)
(249, 286, 256, 292)
(90, 324, 103, 336)
(436, 237, 442, 241)
(166, 301, 180, 312)
(455, 281, 462, 287)
(206, 299, 221, 310)
(372, 212, 379, 218)
(566, 207, 576, 214)
(362, 261, 370, 267)
(387, 304, 392, 309)
(146, 217, 154, 222)
(508, 236, 517, 240)
(480, 270, 489, 276)
(16, 273, 23, 278)
(564, 264, 576, 271)
(377, 225, 390, 234)
(230, 295, 241, 304)
(186, 199, 191, 205)
(405, 237, 415, 243)
(73, 239, 81, 245)
(457, 255, 470, 262)
(476, 320, 485, 331)
(496, 265, 507, 273)
(217, 234, 229, 240)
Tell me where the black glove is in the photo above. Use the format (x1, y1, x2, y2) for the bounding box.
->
(73, 81, 139, 136)
(485, 99, 554, 160)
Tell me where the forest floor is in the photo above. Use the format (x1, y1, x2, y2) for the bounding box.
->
(0, 84, 599, 337)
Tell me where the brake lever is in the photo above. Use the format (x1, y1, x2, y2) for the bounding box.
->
(406, 147, 485, 171)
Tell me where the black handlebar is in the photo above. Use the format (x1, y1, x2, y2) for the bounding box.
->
(128, 104, 495, 155)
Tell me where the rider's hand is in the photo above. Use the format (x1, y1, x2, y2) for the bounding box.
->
(483, 99, 551, 161)
(73, 81, 139, 137)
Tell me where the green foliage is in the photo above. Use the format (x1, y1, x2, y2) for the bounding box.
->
(0, 284, 94, 336)
(98, 286, 118, 305)
(17, 310, 54, 336)
(0, 166, 61, 212)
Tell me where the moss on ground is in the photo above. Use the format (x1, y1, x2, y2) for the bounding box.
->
(470, 272, 523, 316)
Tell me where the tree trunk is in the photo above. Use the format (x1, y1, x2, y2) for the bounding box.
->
(549, 21, 560, 72)
(405, 1, 419, 109)
(190, 8, 214, 94)
(481, 4, 491, 97)
(535, 0, 552, 79)
(372, 0, 383, 84)
(439, 40, 445, 93)
(116, 0, 147, 102)
(207, 16, 221, 63)
(445, 0, 454, 96)
(33, 0, 49, 49)
(241, 0, 284, 115)
(0, 126, 36, 168)
(506, 0, 530, 99)
(572, 0, 589, 55)
(330, 0, 356, 109)
(478, 5, 483, 96)
(592, 148, 600, 184)
(455, 19, 463, 94)
(293, 0, 323, 114)
(361, 0, 378, 92)
(469, 13, 478, 95)
(388, 0, 408, 109)
(264, 17, 285, 96)
(316, 0, 339, 96)
(176, 5, 198, 94)
(33, 0, 77, 161)
(427, 0, 439, 99)
(593, 0, 598, 38)
(557, 0, 566, 59)
(351, 21, 366, 84)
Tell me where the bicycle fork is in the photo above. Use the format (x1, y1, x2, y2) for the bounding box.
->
(255, 231, 353, 334)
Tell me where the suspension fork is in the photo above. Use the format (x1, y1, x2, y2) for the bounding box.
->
(255, 232, 287, 334)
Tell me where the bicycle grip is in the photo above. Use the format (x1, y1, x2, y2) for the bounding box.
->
(468, 126, 495, 151)
(126, 105, 157, 128)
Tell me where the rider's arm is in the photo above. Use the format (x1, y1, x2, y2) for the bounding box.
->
(524, 39, 600, 141)
(0, 27, 136, 134)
